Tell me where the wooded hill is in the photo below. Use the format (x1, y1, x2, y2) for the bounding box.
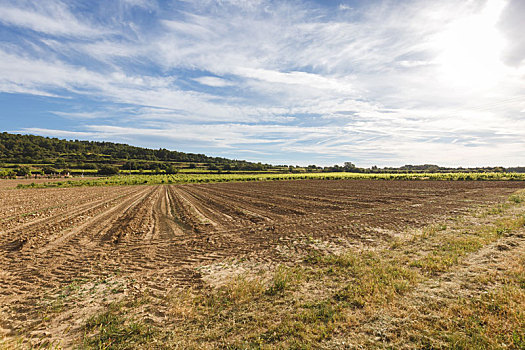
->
(0, 132, 270, 172)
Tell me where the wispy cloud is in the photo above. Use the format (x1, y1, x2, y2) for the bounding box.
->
(193, 76, 235, 87)
(0, 0, 106, 37)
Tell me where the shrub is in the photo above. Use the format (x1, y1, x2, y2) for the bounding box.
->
(97, 165, 119, 176)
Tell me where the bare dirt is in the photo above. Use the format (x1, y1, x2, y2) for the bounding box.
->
(0, 179, 524, 346)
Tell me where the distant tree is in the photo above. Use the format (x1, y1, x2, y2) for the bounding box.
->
(122, 161, 137, 170)
(42, 166, 58, 175)
(165, 164, 179, 174)
(83, 163, 98, 170)
(306, 165, 318, 172)
(344, 162, 356, 171)
(54, 158, 67, 169)
(0, 132, 277, 175)
(97, 165, 119, 176)
(15, 166, 31, 177)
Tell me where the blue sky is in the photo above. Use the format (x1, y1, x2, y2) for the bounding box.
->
(0, 0, 524, 166)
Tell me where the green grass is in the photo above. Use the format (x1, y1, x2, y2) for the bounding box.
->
(82, 303, 159, 350)
(15, 171, 525, 189)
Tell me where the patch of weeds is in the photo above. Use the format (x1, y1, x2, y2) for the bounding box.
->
(190, 274, 266, 319)
(422, 224, 447, 239)
(492, 216, 525, 237)
(83, 303, 158, 349)
(299, 300, 340, 324)
(260, 319, 307, 344)
(333, 284, 366, 309)
(409, 238, 482, 275)
(438, 287, 525, 350)
(222, 275, 265, 304)
(512, 330, 525, 349)
(407, 223, 450, 243)
(494, 226, 512, 237)
(441, 237, 484, 254)
(389, 238, 402, 250)
(484, 203, 509, 216)
(509, 192, 525, 204)
(48, 298, 65, 314)
(306, 252, 417, 308)
(265, 265, 302, 296)
(258, 301, 342, 346)
(110, 283, 125, 294)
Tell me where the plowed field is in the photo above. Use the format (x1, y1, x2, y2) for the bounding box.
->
(1, 179, 524, 346)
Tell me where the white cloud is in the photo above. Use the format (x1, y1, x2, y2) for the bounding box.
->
(193, 76, 234, 87)
(0, 0, 106, 37)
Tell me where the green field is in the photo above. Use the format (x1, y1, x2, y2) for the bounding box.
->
(15, 172, 525, 189)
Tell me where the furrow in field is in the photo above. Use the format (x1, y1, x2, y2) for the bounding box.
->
(181, 185, 273, 223)
(0, 187, 133, 230)
(101, 186, 160, 244)
(165, 186, 210, 233)
(172, 186, 234, 227)
(0, 187, 140, 252)
(169, 186, 253, 226)
(182, 185, 274, 224)
(37, 186, 154, 254)
(170, 186, 220, 229)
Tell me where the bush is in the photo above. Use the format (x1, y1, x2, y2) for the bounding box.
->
(97, 165, 119, 176)
(165, 164, 179, 174)
(42, 166, 58, 174)
(15, 166, 31, 176)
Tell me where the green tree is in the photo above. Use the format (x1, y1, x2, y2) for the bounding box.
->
(97, 165, 119, 176)
(165, 164, 179, 174)
(42, 166, 58, 175)
(344, 162, 356, 172)
(15, 166, 31, 176)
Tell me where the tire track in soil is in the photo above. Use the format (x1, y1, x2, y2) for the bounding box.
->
(0, 186, 139, 250)
(183, 185, 275, 224)
(170, 186, 220, 230)
(0, 187, 131, 232)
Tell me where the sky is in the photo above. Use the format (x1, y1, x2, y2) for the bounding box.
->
(0, 0, 524, 167)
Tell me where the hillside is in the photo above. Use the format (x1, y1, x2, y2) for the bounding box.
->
(0, 132, 270, 172)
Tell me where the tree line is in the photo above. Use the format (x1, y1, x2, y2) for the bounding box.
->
(0, 132, 271, 172)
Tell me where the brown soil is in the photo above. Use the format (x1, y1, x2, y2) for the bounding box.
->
(0, 179, 523, 346)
